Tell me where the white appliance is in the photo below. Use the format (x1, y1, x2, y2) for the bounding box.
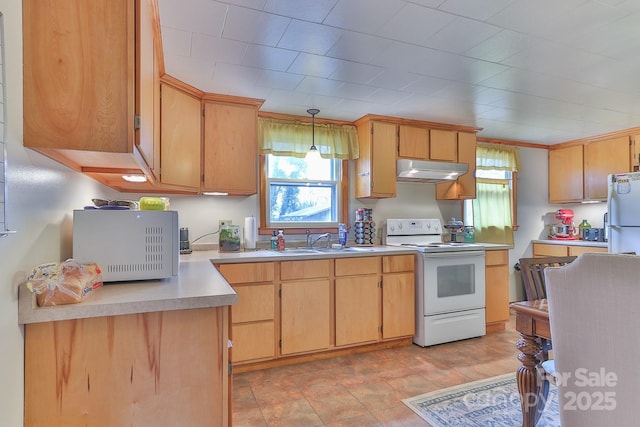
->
(73, 209, 179, 282)
(384, 219, 486, 347)
(607, 172, 640, 254)
(397, 159, 468, 183)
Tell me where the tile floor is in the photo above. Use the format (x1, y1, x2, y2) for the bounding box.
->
(232, 315, 522, 426)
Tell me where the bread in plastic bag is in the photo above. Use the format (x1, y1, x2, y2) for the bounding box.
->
(26, 259, 103, 307)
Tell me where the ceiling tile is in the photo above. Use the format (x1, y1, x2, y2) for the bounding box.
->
(222, 5, 290, 45)
(278, 20, 343, 55)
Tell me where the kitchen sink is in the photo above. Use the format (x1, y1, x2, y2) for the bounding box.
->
(313, 246, 376, 253)
(273, 248, 319, 254)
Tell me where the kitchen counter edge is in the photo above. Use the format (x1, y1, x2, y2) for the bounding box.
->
(532, 239, 608, 248)
(18, 253, 238, 325)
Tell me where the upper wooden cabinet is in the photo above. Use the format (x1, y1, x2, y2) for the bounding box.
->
(398, 125, 429, 159)
(584, 136, 630, 200)
(22, 0, 168, 193)
(549, 136, 631, 203)
(159, 82, 202, 188)
(355, 119, 397, 198)
(436, 131, 477, 200)
(202, 100, 259, 195)
(429, 129, 458, 162)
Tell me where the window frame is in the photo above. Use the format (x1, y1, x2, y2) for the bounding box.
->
(259, 155, 349, 235)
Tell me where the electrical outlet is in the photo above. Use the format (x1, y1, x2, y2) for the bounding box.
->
(219, 219, 232, 227)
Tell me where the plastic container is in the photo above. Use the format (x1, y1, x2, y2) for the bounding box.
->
(219, 225, 241, 252)
(270, 230, 278, 249)
(139, 196, 169, 210)
(338, 223, 347, 246)
(277, 230, 285, 251)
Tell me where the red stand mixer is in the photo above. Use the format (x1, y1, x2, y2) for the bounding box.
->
(549, 209, 578, 239)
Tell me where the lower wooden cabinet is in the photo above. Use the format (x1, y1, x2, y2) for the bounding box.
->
(24, 308, 230, 427)
(532, 242, 607, 257)
(485, 249, 510, 331)
(218, 254, 415, 367)
(381, 255, 415, 339)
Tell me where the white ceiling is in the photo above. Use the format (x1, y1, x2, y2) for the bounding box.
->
(158, 0, 640, 145)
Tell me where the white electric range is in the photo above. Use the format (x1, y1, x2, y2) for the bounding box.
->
(384, 219, 486, 347)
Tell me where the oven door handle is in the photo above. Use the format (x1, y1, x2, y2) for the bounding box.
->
(423, 250, 486, 258)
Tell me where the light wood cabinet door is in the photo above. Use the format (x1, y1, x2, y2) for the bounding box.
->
(532, 243, 570, 257)
(25, 308, 229, 427)
(23, 0, 134, 153)
(356, 120, 397, 198)
(335, 275, 380, 346)
(584, 136, 630, 200)
(429, 129, 458, 162)
(398, 125, 429, 159)
(549, 145, 584, 202)
(381, 272, 415, 339)
(568, 245, 607, 256)
(160, 83, 202, 188)
(436, 131, 477, 199)
(281, 279, 331, 354)
(485, 250, 510, 325)
(202, 101, 258, 195)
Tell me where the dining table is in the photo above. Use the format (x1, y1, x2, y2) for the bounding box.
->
(510, 299, 551, 427)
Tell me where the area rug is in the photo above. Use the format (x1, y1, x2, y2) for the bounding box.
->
(402, 373, 559, 427)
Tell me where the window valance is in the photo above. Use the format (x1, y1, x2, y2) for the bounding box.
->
(476, 143, 521, 172)
(258, 117, 359, 159)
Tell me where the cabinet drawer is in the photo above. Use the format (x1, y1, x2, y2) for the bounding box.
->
(335, 257, 380, 276)
(568, 246, 607, 256)
(232, 322, 275, 362)
(486, 250, 508, 266)
(281, 259, 330, 280)
(217, 262, 274, 284)
(232, 284, 275, 323)
(382, 255, 415, 273)
(532, 243, 569, 257)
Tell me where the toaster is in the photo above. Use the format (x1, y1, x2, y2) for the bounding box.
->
(582, 228, 606, 242)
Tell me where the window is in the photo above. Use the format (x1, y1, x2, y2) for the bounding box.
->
(464, 143, 521, 245)
(265, 154, 342, 227)
(258, 115, 358, 232)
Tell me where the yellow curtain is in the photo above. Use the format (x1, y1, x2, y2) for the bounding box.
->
(476, 143, 521, 171)
(472, 143, 521, 245)
(473, 178, 514, 245)
(259, 118, 359, 159)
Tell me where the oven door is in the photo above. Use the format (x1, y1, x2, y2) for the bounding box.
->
(423, 250, 486, 315)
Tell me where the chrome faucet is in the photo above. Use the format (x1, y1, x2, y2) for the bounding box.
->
(306, 231, 332, 248)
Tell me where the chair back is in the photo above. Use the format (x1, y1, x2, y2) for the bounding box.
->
(519, 256, 577, 300)
(545, 253, 640, 426)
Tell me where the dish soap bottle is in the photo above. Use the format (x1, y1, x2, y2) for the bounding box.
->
(270, 230, 278, 249)
(578, 219, 591, 240)
(277, 230, 285, 251)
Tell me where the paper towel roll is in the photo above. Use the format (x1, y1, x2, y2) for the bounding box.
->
(244, 216, 257, 250)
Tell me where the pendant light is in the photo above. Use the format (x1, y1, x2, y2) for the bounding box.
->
(306, 108, 320, 159)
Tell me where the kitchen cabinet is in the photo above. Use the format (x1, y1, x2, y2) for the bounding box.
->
(532, 242, 607, 257)
(436, 131, 477, 200)
(549, 145, 584, 203)
(202, 99, 260, 195)
(549, 136, 631, 203)
(429, 129, 458, 162)
(584, 136, 630, 200)
(24, 307, 230, 426)
(485, 249, 510, 331)
(23, 0, 164, 193)
(355, 119, 397, 198)
(335, 257, 381, 346)
(160, 82, 202, 188)
(280, 260, 331, 355)
(217, 262, 276, 363)
(381, 255, 415, 339)
(398, 125, 429, 159)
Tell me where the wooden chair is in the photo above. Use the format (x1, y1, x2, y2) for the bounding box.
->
(518, 256, 577, 361)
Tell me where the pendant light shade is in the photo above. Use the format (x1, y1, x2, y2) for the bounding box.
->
(306, 108, 320, 159)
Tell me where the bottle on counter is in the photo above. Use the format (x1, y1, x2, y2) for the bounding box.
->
(270, 230, 278, 249)
(338, 223, 347, 246)
(277, 230, 285, 251)
(578, 219, 591, 240)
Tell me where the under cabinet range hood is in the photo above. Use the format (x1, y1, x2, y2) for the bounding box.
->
(397, 159, 468, 183)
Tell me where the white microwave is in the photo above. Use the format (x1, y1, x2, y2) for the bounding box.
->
(72, 209, 179, 282)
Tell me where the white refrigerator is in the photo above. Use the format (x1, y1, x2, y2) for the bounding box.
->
(608, 172, 640, 254)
